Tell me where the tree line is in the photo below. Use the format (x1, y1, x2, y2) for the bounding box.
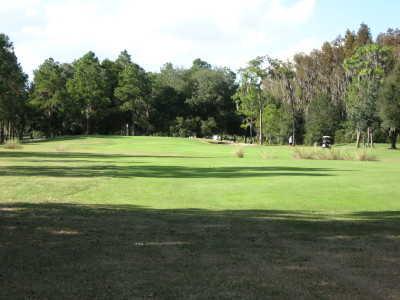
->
(1, 24, 400, 148)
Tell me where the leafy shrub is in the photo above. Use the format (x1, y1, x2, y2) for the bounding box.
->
(200, 117, 217, 137)
(31, 130, 45, 139)
(334, 129, 352, 144)
(170, 117, 200, 137)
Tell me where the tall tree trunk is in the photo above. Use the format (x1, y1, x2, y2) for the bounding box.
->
(85, 106, 91, 135)
(131, 111, 135, 136)
(249, 122, 253, 143)
(362, 131, 366, 148)
(259, 108, 263, 145)
(286, 79, 296, 146)
(8, 121, 11, 141)
(86, 114, 90, 135)
(369, 127, 374, 148)
(49, 111, 54, 138)
(356, 129, 361, 148)
(0, 122, 4, 144)
(18, 120, 24, 141)
(390, 129, 398, 149)
(291, 102, 296, 146)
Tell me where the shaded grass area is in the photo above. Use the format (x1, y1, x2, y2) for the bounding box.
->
(0, 151, 213, 159)
(1, 203, 400, 299)
(0, 164, 335, 178)
(0, 150, 341, 179)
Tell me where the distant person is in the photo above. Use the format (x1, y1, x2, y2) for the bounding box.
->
(289, 135, 293, 146)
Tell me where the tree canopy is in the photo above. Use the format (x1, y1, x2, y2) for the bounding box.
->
(1, 23, 400, 148)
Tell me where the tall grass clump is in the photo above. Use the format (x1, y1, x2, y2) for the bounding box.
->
(293, 147, 377, 161)
(293, 147, 317, 160)
(315, 148, 348, 160)
(3, 138, 23, 150)
(235, 147, 244, 158)
(355, 150, 377, 161)
(56, 144, 68, 152)
(259, 150, 275, 160)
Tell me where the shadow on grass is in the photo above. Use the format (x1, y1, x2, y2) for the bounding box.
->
(22, 135, 126, 144)
(0, 151, 213, 159)
(0, 151, 342, 178)
(1, 202, 399, 299)
(14, 159, 148, 164)
(0, 164, 338, 178)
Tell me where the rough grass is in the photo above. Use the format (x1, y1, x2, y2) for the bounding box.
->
(293, 147, 377, 161)
(1, 136, 400, 299)
(2, 203, 400, 299)
(355, 150, 377, 161)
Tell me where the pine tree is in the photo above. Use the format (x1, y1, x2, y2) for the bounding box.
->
(114, 51, 151, 135)
(0, 34, 27, 143)
(66, 52, 109, 134)
(30, 58, 68, 137)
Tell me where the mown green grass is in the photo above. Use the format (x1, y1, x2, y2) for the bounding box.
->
(1, 136, 399, 211)
(1, 136, 399, 299)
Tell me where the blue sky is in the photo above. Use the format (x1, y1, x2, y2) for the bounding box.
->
(1, 0, 399, 78)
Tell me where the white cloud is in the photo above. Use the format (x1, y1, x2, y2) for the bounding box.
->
(0, 0, 41, 13)
(2, 0, 318, 78)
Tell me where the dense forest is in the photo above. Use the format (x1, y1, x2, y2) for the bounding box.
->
(1, 24, 400, 147)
